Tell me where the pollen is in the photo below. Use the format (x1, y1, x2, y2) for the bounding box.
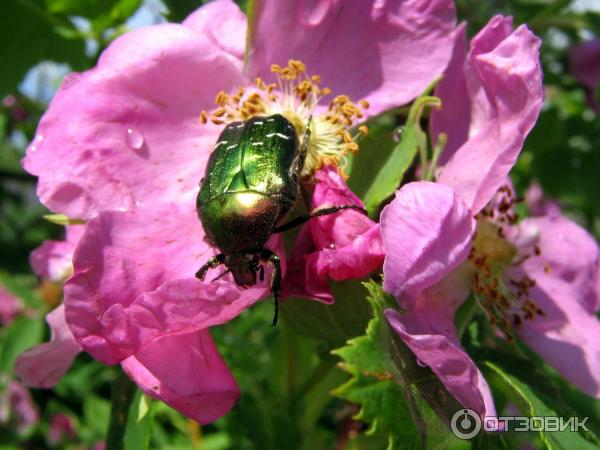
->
(200, 60, 368, 178)
(469, 185, 545, 342)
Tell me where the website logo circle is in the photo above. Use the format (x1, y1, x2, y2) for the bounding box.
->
(451, 408, 482, 439)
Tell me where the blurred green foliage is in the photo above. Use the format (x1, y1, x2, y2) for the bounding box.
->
(1, 0, 599, 449)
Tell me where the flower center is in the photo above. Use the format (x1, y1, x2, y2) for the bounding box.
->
(469, 186, 544, 341)
(200, 60, 368, 178)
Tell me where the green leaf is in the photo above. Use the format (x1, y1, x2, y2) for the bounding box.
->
(0, 271, 43, 308)
(0, 0, 88, 96)
(281, 279, 372, 350)
(84, 395, 111, 436)
(346, 114, 398, 199)
(332, 282, 470, 450)
(483, 361, 599, 450)
(0, 315, 44, 371)
(354, 92, 441, 217)
(124, 391, 155, 450)
(43, 213, 86, 225)
(45, 0, 143, 31)
(162, 0, 209, 22)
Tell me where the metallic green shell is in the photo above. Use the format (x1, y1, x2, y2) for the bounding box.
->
(197, 114, 302, 254)
(198, 114, 300, 205)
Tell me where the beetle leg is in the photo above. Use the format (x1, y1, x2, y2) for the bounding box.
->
(259, 265, 265, 282)
(195, 253, 225, 280)
(272, 204, 368, 234)
(211, 268, 231, 282)
(260, 249, 281, 326)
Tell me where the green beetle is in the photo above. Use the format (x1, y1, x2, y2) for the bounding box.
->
(196, 114, 363, 325)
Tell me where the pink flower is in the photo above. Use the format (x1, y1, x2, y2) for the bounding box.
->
(569, 39, 600, 110)
(0, 378, 39, 433)
(29, 226, 85, 282)
(0, 285, 24, 326)
(22, 0, 457, 423)
(382, 16, 545, 418)
(48, 413, 77, 445)
(15, 226, 83, 388)
(282, 166, 384, 303)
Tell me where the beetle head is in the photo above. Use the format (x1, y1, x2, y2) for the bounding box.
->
(226, 253, 258, 287)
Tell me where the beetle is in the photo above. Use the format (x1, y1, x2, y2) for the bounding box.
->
(196, 114, 364, 325)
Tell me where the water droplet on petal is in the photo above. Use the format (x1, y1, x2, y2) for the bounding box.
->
(393, 127, 404, 143)
(328, 242, 336, 250)
(125, 128, 144, 150)
(29, 135, 44, 152)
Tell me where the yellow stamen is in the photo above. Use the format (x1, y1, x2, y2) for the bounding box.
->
(200, 59, 369, 178)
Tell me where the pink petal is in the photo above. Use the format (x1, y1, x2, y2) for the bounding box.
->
(247, 0, 456, 116)
(64, 202, 272, 364)
(515, 270, 600, 398)
(381, 181, 475, 308)
(49, 413, 77, 444)
(520, 215, 600, 313)
(0, 285, 24, 326)
(183, 0, 246, 61)
(29, 225, 84, 281)
(121, 330, 239, 424)
(0, 381, 39, 432)
(436, 16, 543, 214)
(14, 305, 81, 388)
(23, 13, 246, 219)
(282, 167, 384, 302)
(430, 23, 469, 163)
(569, 39, 600, 110)
(281, 225, 334, 303)
(385, 266, 496, 418)
(524, 182, 561, 218)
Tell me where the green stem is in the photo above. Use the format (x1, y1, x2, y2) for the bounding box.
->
(455, 294, 478, 339)
(106, 369, 137, 450)
(425, 132, 447, 181)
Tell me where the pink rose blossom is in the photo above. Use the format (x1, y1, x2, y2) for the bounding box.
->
(382, 16, 544, 418)
(22, 0, 457, 423)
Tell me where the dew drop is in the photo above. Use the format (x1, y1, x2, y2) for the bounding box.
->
(125, 128, 144, 150)
(29, 134, 44, 152)
(393, 127, 404, 143)
(328, 242, 336, 250)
